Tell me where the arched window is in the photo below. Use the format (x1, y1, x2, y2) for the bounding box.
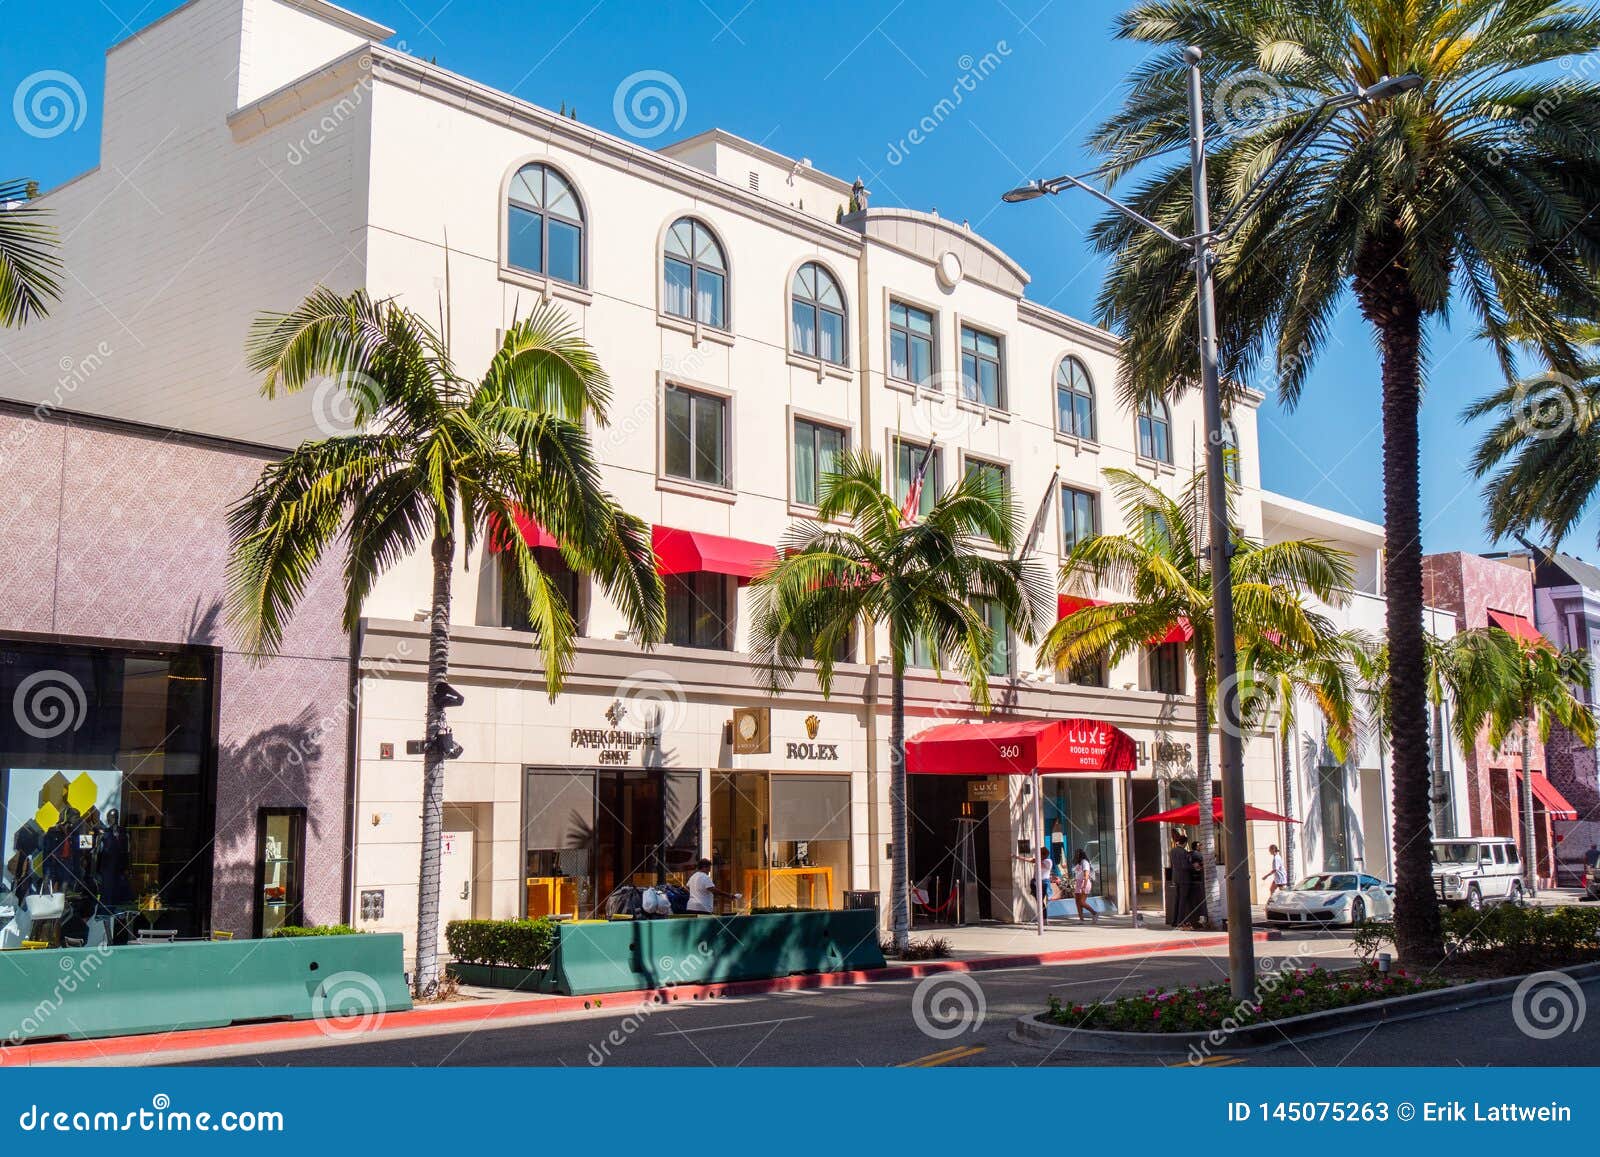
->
(506, 163, 584, 285)
(1055, 356, 1096, 441)
(790, 262, 847, 365)
(1221, 418, 1241, 483)
(1138, 399, 1172, 464)
(663, 217, 727, 328)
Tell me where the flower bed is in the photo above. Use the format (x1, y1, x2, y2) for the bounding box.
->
(1044, 963, 1450, 1034)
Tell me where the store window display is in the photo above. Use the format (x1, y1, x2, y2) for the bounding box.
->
(0, 640, 217, 947)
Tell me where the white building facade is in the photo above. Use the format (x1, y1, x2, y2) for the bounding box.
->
(3, 0, 1445, 952)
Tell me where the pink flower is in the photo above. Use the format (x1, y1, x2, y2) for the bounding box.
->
(1292, 988, 1306, 997)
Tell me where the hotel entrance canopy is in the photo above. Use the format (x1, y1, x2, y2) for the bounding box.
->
(906, 718, 1138, 776)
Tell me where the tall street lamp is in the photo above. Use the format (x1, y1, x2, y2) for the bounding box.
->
(1004, 47, 1421, 1001)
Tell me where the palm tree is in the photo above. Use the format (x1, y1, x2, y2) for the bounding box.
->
(1241, 630, 1369, 885)
(1038, 468, 1352, 926)
(1470, 628, 1595, 894)
(226, 289, 663, 995)
(1468, 325, 1600, 548)
(1091, 0, 1600, 965)
(748, 450, 1053, 950)
(1, 177, 62, 327)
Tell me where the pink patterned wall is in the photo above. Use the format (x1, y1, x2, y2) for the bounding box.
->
(0, 409, 351, 933)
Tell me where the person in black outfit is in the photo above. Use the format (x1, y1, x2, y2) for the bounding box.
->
(1167, 830, 1192, 928)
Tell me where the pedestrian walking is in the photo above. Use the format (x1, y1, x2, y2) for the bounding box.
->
(1261, 843, 1287, 898)
(1071, 849, 1099, 923)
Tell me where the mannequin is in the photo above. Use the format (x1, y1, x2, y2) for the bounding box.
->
(7, 824, 41, 899)
(96, 808, 131, 905)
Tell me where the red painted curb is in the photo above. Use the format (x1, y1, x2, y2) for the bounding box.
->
(0, 929, 1273, 1066)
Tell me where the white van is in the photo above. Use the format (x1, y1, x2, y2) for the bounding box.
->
(1431, 837, 1524, 910)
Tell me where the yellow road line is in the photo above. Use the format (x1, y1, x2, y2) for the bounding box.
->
(901, 1044, 986, 1067)
(1191, 1054, 1245, 1067)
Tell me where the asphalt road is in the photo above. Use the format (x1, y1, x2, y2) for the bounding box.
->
(148, 931, 1594, 1068)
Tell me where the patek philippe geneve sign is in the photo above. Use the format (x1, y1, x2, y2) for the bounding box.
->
(570, 727, 659, 766)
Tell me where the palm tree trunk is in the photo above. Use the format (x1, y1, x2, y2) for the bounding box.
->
(413, 527, 455, 997)
(1356, 229, 1443, 965)
(1192, 655, 1222, 927)
(889, 649, 910, 952)
(1280, 721, 1296, 887)
(1520, 723, 1538, 895)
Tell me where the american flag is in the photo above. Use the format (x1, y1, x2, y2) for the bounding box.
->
(900, 445, 933, 525)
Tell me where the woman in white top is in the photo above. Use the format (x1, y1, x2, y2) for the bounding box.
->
(1071, 850, 1099, 923)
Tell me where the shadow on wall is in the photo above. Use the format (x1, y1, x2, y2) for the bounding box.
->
(210, 705, 330, 936)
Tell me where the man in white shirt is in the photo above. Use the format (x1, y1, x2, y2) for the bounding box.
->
(686, 858, 738, 914)
(1261, 844, 1288, 897)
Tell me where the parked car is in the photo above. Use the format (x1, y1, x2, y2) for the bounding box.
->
(1264, 872, 1395, 926)
(1431, 837, 1524, 910)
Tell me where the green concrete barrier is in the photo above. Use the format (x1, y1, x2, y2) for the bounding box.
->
(0, 933, 412, 1044)
(550, 909, 886, 996)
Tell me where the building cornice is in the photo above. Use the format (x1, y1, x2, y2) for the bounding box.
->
(662, 129, 855, 196)
(1017, 299, 1121, 355)
(361, 47, 864, 257)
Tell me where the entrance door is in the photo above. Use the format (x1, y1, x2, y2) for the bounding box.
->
(595, 769, 664, 903)
(437, 825, 475, 945)
(906, 775, 994, 923)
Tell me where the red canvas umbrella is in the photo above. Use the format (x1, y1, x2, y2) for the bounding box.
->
(1139, 799, 1298, 825)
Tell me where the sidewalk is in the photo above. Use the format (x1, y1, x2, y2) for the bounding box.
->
(0, 915, 1267, 1066)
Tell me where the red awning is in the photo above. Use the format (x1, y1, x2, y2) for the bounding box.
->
(906, 718, 1138, 776)
(653, 526, 777, 582)
(1138, 799, 1299, 824)
(1154, 618, 1194, 645)
(1515, 770, 1579, 820)
(488, 511, 558, 553)
(1487, 609, 1545, 647)
(1056, 594, 1107, 619)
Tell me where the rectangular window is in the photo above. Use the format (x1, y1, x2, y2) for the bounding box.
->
(1144, 642, 1184, 694)
(793, 418, 847, 508)
(546, 218, 582, 284)
(1064, 651, 1107, 688)
(507, 204, 543, 274)
(663, 257, 693, 319)
(665, 572, 731, 649)
(964, 456, 1008, 498)
(664, 385, 729, 489)
(978, 598, 1010, 678)
(889, 300, 936, 387)
(500, 549, 581, 633)
(959, 325, 1004, 409)
(1061, 486, 1098, 554)
(255, 808, 306, 938)
(1318, 765, 1350, 870)
(893, 438, 941, 519)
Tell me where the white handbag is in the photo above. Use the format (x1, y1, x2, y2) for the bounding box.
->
(24, 892, 66, 920)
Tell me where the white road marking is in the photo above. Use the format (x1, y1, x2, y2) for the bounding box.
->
(655, 1015, 814, 1036)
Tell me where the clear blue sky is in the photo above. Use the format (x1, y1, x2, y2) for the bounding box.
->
(7, 0, 1590, 556)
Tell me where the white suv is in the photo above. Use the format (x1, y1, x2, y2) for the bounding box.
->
(1432, 837, 1525, 910)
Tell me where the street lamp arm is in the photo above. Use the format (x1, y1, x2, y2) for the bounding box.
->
(1006, 172, 1191, 250)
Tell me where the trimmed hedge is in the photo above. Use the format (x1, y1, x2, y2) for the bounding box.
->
(269, 924, 361, 937)
(1354, 904, 1600, 964)
(445, 918, 556, 969)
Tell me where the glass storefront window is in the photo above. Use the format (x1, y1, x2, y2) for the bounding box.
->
(255, 808, 305, 937)
(1042, 776, 1119, 908)
(0, 639, 217, 946)
(711, 771, 849, 911)
(523, 767, 701, 918)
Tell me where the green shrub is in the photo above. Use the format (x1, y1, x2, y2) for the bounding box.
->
(1443, 903, 1600, 959)
(445, 918, 555, 969)
(1351, 921, 1395, 960)
(269, 924, 360, 937)
(881, 936, 954, 961)
(1045, 962, 1447, 1033)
